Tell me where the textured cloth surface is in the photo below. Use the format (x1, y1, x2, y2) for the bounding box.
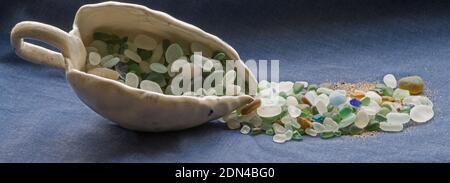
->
(0, 0, 449, 162)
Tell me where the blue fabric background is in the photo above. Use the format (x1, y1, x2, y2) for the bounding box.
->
(1, 0, 449, 162)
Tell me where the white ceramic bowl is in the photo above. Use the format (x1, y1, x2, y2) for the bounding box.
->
(11, 1, 257, 132)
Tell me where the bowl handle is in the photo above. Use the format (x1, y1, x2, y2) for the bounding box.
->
(10, 21, 74, 69)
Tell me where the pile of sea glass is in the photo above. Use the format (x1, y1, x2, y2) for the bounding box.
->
(223, 75, 434, 143)
(84, 32, 434, 144)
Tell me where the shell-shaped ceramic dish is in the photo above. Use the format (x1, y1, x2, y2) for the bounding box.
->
(10, 1, 257, 132)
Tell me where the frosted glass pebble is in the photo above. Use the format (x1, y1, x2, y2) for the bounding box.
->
(279, 81, 294, 93)
(285, 123, 297, 132)
(125, 72, 139, 88)
(190, 42, 212, 58)
(304, 91, 317, 105)
(305, 128, 318, 136)
(315, 94, 329, 106)
(286, 96, 298, 106)
(273, 134, 287, 144)
(329, 91, 347, 106)
(403, 96, 433, 107)
(361, 100, 381, 115)
(273, 123, 287, 134)
(274, 96, 287, 106)
(365, 91, 382, 104)
(393, 88, 410, 100)
(420, 97, 434, 107)
(88, 52, 101, 65)
(150, 63, 168, 73)
(312, 122, 326, 132)
(323, 118, 339, 132)
(140, 80, 163, 93)
(150, 42, 164, 63)
(101, 55, 114, 63)
(257, 105, 282, 118)
(101, 57, 120, 68)
(165, 43, 184, 64)
(124, 49, 142, 63)
(339, 113, 356, 129)
(281, 115, 293, 125)
(288, 105, 301, 118)
(226, 119, 241, 130)
(316, 100, 328, 115)
(410, 105, 434, 123)
(134, 34, 157, 50)
(284, 130, 293, 140)
(290, 120, 301, 129)
(354, 110, 370, 128)
(240, 125, 251, 135)
(379, 122, 403, 132)
(399, 76, 424, 95)
(386, 112, 410, 124)
(383, 74, 397, 88)
(286, 123, 296, 132)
